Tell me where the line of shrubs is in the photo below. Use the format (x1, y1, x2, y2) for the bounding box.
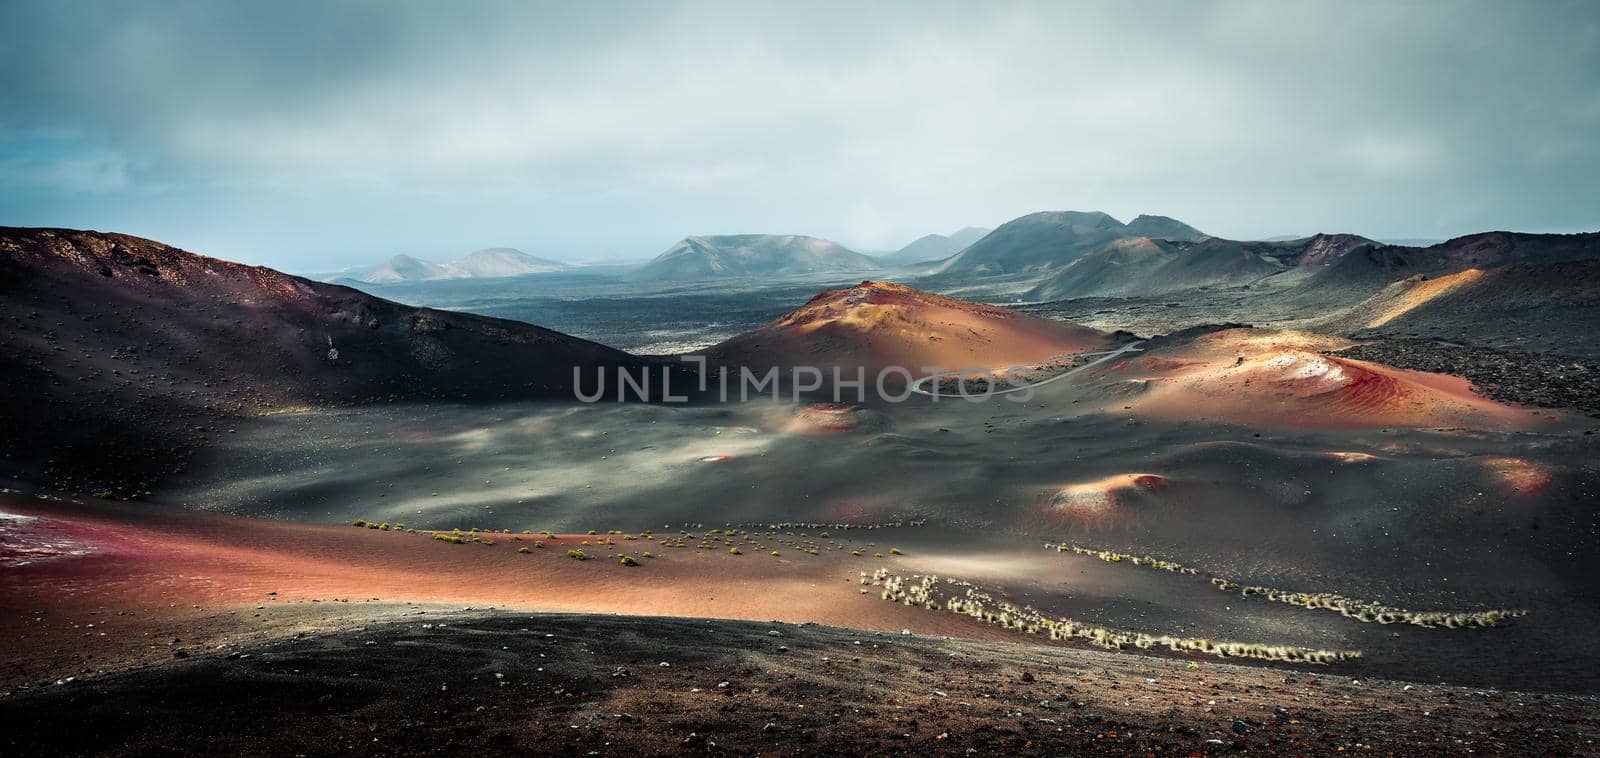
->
(734, 518, 928, 531)
(1042, 541, 1526, 629)
(868, 569, 1361, 665)
(1209, 578, 1526, 628)
(1044, 542, 1198, 574)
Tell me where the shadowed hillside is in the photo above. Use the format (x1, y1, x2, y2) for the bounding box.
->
(0, 227, 643, 498)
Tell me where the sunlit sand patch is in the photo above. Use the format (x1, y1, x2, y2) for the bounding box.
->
(1051, 487, 1114, 513)
(1363, 268, 1487, 328)
(1191, 328, 1356, 354)
(438, 427, 496, 452)
(255, 404, 316, 417)
(1479, 456, 1552, 496)
(375, 427, 777, 519)
(1045, 473, 1167, 522)
(778, 403, 887, 434)
(0, 511, 105, 566)
(910, 552, 1056, 582)
(1326, 451, 1380, 463)
(391, 429, 443, 445)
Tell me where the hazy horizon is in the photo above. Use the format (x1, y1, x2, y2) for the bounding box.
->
(2, 0, 1597, 272)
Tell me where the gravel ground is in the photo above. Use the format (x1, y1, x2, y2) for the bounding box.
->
(3, 611, 1597, 756)
(1337, 339, 1600, 418)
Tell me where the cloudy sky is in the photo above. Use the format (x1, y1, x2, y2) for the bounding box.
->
(1, 0, 1596, 272)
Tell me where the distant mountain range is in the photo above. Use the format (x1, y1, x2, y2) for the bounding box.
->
(631, 234, 879, 281)
(1037, 228, 1600, 303)
(876, 227, 993, 265)
(929, 211, 1208, 277)
(338, 248, 571, 284)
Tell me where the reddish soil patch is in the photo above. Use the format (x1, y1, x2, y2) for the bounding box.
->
(708, 281, 1111, 377)
(0, 493, 1007, 690)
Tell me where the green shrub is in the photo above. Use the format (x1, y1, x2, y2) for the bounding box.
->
(619, 555, 638, 566)
(567, 549, 587, 561)
(518, 546, 531, 554)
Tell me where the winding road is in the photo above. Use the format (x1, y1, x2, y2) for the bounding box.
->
(908, 340, 1146, 398)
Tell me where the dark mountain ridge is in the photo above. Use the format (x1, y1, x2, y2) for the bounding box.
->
(0, 227, 643, 497)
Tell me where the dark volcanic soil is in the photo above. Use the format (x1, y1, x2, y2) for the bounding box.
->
(1338, 340, 1600, 417)
(4, 611, 1596, 756)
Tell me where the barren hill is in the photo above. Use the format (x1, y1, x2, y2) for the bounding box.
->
(0, 227, 640, 497)
(1027, 233, 1375, 301)
(632, 234, 879, 281)
(930, 210, 1135, 276)
(1321, 258, 1600, 356)
(705, 280, 1112, 377)
(879, 226, 993, 265)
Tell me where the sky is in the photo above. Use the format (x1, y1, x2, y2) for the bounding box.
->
(1, 0, 1597, 273)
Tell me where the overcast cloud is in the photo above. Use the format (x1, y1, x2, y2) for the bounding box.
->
(1, 0, 1597, 272)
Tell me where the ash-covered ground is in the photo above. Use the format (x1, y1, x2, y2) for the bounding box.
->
(4, 611, 1597, 756)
